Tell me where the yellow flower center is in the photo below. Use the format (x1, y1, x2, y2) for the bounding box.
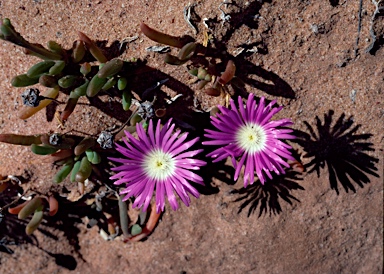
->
(236, 123, 267, 154)
(143, 149, 175, 180)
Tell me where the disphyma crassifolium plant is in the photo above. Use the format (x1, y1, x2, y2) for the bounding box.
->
(0, 18, 297, 240)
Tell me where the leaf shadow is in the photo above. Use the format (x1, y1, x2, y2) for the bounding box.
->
(292, 110, 380, 194)
(231, 169, 304, 217)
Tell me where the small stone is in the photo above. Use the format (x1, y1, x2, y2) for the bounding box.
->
(350, 90, 357, 103)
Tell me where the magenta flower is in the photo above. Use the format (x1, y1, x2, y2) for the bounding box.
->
(109, 119, 206, 213)
(203, 94, 295, 186)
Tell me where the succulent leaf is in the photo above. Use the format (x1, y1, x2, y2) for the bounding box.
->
(177, 42, 196, 61)
(140, 22, 185, 48)
(11, 74, 39, 87)
(164, 53, 187, 65)
(19, 86, 59, 119)
(53, 160, 74, 183)
(97, 58, 124, 78)
(48, 60, 65, 75)
(27, 60, 56, 78)
(18, 196, 43, 219)
(70, 160, 81, 182)
(131, 224, 143, 236)
(48, 196, 59, 216)
(72, 40, 86, 63)
(31, 144, 59, 155)
(122, 90, 132, 111)
(101, 77, 117, 91)
(25, 209, 44, 235)
(75, 156, 92, 183)
(74, 137, 96, 156)
(39, 74, 58, 88)
(86, 74, 108, 97)
(218, 60, 236, 85)
(58, 75, 81, 89)
(0, 133, 43, 146)
(78, 31, 107, 63)
(117, 77, 128, 90)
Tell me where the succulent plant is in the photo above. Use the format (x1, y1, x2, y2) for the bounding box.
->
(1, 18, 136, 123)
(140, 23, 237, 97)
(8, 195, 59, 235)
(0, 17, 300, 242)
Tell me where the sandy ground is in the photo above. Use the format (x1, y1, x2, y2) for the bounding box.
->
(0, 1, 383, 273)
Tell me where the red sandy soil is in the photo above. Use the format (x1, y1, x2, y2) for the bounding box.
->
(0, 1, 383, 273)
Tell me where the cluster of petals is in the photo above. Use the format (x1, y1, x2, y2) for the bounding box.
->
(109, 119, 206, 213)
(203, 94, 295, 186)
(110, 93, 295, 212)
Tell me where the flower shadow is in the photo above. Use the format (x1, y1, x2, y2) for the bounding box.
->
(293, 110, 379, 194)
(231, 169, 304, 217)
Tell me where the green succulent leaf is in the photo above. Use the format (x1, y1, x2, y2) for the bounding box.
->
(130, 224, 142, 236)
(72, 40, 86, 63)
(58, 75, 81, 89)
(117, 77, 128, 91)
(25, 209, 44, 235)
(53, 160, 74, 184)
(122, 90, 132, 111)
(11, 74, 39, 87)
(27, 60, 56, 78)
(48, 60, 66, 75)
(70, 160, 81, 183)
(86, 74, 108, 97)
(101, 77, 117, 91)
(97, 58, 124, 79)
(75, 156, 92, 183)
(18, 196, 43, 220)
(31, 144, 59, 155)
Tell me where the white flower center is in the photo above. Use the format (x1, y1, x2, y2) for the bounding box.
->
(143, 149, 176, 181)
(236, 123, 267, 154)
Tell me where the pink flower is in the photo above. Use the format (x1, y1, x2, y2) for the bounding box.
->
(203, 94, 295, 186)
(109, 119, 206, 213)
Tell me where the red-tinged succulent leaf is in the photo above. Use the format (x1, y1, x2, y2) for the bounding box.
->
(78, 31, 107, 63)
(205, 87, 221, 97)
(48, 149, 74, 163)
(74, 137, 96, 156)
(48, 196, 59, 216)
(8, 200, 29, 215)
(0, 133, 43, 146)
(218, 60, 236, 85)
(140, 22, 185, 48)
(126, 203, 161, 242)
(177, 42, 196, 61)
(61, 97, 79, 122)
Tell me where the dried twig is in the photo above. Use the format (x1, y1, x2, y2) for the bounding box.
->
(354, 0, 363, 57)
(366, 0, 384, 53)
